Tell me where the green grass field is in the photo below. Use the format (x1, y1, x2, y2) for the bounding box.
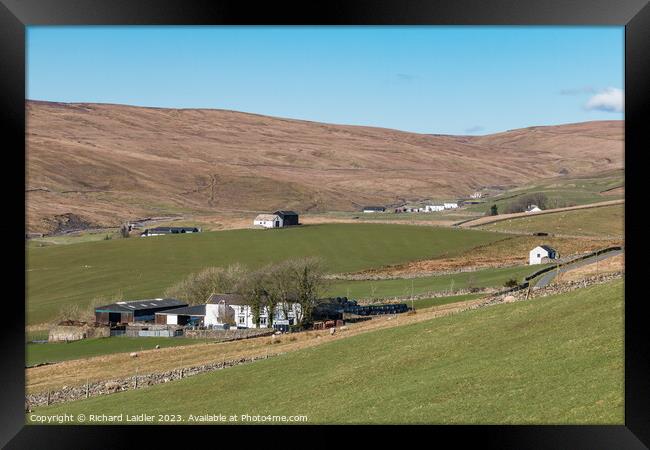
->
(406, 292, 485, 310)
(27, 223, 505, 325)
(467, 170, 624, 214)
(26, 337, 212, 367)
(30, 279, 623, 424)
(479, 204, 624, 237)
(327, 264, 543, 300)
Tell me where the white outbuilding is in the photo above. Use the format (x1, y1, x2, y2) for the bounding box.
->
(425, 205, 445, 212)
(443, 202, 459, 209)
(253, 213, 282, 229)
(529, 245, 558, 265)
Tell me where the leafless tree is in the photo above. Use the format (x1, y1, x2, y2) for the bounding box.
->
(164, 264, 247, 305)
(286, 257, 327, 325)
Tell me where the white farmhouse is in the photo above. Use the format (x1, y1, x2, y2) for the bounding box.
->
(529, 245, 558, 265)
(425, 205, 444, 212)
(253, 213, 282, 229)
(208, 294, 302, 329)
(443, 202, 459, 209)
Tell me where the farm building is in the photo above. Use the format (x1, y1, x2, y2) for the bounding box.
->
(362, 206, 386, 213)
(529, 245, 558, 265)
(95, 298, 188, 325)
(443, 202, 459, 209)
(155, 304, 207, 326)
(253, 213, 282, 228)
(156, 297, 238, 328)
(140, 226, 201, 237)
(425, 205, 445, 212)
(274, 210, 299, 226)
(253, 211, 300, 228)
(207, 293, 301, 329)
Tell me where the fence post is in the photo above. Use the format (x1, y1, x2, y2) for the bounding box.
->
(46, 391, 50, 406)
(86, 379, 89, 399)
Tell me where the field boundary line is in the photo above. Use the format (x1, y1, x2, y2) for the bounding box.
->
(454, 199, 624, 228)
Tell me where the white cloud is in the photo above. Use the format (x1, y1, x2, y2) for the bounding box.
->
(585, 87, 624, 113)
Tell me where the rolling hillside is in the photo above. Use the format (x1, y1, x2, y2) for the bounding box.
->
(26, 101, 624, 233)
(31, 279, 623, 424)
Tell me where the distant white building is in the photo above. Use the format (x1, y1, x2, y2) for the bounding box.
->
(525, 205, 543, 213)
(443, 202, 459, 209)
(362, 206, 386, 213)
(253, 213, 282, 228)
(470, 192, 483, 199)
(529, 245, 558, 265)
(425, 205, 445, 212)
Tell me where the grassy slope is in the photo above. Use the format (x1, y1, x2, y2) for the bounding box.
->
(27, 223, 505, 325)
(32, 280, 623, 424)
(26, 337, 212, 367)
(479, 204, 624, 237)
(467, 170, 624, 214)
(408, 293, 485, 310)
(328, 264, 544, 299)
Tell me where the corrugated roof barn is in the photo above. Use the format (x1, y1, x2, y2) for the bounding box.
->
(95, 298, 188, 324)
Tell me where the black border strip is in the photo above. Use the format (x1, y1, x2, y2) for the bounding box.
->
(2, 0, 648, 447)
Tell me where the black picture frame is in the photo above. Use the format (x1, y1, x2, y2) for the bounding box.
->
(2, 1, 648, 447)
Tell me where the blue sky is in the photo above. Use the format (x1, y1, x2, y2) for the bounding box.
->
(27, 26, 624, 135)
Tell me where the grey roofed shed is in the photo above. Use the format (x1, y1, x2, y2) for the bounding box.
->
(155, 304, 207, 316)
(95, 298, 187, 312)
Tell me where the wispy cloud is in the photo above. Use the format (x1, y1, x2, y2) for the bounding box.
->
(464, 125, 484, 134)
(584, 87, 624, 113)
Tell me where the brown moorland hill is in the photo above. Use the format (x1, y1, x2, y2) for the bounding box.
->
(26, 101, 623, 233)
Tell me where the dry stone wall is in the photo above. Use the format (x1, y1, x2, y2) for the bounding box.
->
(26, 351, 287, 410)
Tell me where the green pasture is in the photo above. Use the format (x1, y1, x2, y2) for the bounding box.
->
(327, 264, 543, 300)
(26, 337, 214, 367)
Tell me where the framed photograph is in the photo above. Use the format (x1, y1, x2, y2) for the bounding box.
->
(2, 0, 648, 447)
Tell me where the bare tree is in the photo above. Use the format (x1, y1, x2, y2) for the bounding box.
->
(239, 268, 268, 328)
(266, 261, 298, 326)
(164, 264, 247, 305)
(287, 257, 327, 326)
